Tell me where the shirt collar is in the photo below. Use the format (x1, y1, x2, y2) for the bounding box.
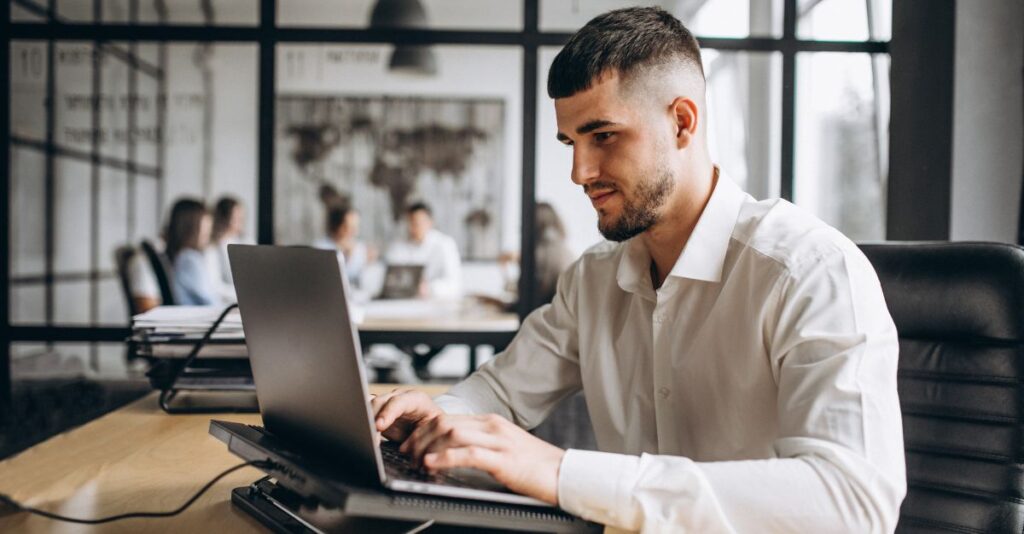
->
(668, 171, 747, 283)
(616, 169, 748, 294)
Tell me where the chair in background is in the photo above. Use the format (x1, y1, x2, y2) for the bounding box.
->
(860, 242, 1024, 533)
(114, 244, 140, 318)
(141, 240, 176, 306)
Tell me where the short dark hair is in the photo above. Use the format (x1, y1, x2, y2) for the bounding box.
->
(325, 204, 355, 236)
(406, 201, 432, 218)
(547, 7, 704, 99)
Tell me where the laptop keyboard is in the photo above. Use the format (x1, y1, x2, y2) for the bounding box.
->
(380, 441, 476, 487)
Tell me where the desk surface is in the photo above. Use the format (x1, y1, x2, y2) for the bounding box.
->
(0, 384, 449, 533)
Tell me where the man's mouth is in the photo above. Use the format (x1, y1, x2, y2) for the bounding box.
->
(588, 190, 617, 208)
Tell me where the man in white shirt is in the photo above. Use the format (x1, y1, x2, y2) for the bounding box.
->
(385, 202, 463, 299)
(371, 7, 905, 532)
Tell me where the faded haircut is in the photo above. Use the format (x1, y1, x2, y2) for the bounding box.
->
(547, 6, 704, 100)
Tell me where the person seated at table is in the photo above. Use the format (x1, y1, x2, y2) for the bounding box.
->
(205, 196, 246, 303)
(313, 204, 375, 288)
(125, 238, 163, 313)
(385, 202, 463, 299)
(165, 198, 219, 306)
(497, 202, 576, 308)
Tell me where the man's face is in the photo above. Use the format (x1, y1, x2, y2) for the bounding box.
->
(554, 72, 676, 242)
(408, 210, 432, 242)
(341, 211, 360, 240)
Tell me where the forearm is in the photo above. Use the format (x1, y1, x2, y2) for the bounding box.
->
(433, 372, 512, 418)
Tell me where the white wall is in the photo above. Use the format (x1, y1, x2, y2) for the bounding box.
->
(950, 0, 1024, 242)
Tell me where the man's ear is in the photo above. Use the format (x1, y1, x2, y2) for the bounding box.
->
(670, 97, 699, 149)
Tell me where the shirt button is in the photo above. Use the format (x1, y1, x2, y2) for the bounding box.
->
(658, 387, 671, 399)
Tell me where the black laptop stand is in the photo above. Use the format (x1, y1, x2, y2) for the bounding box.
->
(210, 420, 600, 533)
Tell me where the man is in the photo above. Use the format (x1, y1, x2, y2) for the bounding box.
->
(372, 7, 905, 532)
(385, 202, 463, 299)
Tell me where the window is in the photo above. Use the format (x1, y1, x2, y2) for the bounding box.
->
(3, 0, 891, 370)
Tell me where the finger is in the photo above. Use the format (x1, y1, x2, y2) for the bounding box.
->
(374, 393, 416, 432)
(400, 413, 444, 455)
(404, 416, 492, 460)
(420, 428, 504, 459)
(423, 446, 502, 474)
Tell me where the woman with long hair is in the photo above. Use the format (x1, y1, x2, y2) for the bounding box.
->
(164, 198, 217, 305)
(206, 196, 245, 302)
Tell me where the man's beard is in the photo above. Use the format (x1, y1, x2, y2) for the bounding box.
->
(597, 167, 674, 242)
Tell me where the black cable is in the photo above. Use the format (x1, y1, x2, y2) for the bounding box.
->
(154, 303, 240, 412)
(175, 303, 240, 375)
(0, 459, 272, 524)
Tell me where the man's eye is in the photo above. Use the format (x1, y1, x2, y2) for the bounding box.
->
(594, 132, 615, 143)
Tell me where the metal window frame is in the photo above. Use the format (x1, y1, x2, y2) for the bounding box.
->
(1, 0, 892, 420)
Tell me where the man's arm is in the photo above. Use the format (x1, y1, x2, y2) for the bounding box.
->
(433, 262, 583, 425)
(556, 247, 906, 532)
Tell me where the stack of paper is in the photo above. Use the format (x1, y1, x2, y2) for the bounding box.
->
(132, 305, 247, 358)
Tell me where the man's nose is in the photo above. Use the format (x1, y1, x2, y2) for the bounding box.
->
(570, 148, 599, 185)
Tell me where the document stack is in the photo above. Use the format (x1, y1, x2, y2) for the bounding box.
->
(131, 305, 248, 359)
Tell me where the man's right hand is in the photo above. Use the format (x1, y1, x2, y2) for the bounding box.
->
(370, 389, 443, 442)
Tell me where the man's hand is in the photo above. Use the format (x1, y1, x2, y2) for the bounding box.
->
(401, 413, 566, 506)
(371, 389, 443, 442)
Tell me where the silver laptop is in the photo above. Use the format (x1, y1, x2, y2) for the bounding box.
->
(379, 263, 425, 299)
(228, 244, 550, 508)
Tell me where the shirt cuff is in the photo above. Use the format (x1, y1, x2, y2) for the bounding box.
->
(558, 449, 640, 527)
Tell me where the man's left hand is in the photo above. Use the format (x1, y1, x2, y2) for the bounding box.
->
(399, 413, 565, 505)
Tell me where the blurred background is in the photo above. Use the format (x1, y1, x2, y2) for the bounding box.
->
(2, 0, 1022, 457)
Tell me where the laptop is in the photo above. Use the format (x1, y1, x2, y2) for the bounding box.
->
(227, 244, 550, 508)
(379, 263, 425, 299)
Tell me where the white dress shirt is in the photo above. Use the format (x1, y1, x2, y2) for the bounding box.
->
(435, 174, 906, 533)
(385, 229, 463, 299)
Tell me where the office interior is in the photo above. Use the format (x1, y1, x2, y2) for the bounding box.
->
(1, 0, 1023, 531)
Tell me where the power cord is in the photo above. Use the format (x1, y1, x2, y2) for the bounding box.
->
(155, 303, 240, 413)
(0, 459, 272, 525)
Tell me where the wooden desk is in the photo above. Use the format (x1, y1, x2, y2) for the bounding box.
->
(0, 385, 448, 533)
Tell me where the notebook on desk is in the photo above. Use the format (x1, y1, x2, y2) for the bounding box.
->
(226, 245, 595, 531)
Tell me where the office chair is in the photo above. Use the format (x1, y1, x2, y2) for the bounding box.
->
(859, 241, 1024, 533)
(141, 240, 177, 306)
(113, 244, 140, 317)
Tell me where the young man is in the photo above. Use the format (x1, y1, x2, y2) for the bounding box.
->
(372, 7, 905, 532)
(384, 202, 463, 299)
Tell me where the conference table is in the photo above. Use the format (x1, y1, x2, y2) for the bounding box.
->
(0, 385, 451, 533)
(133, 299, 521, 376)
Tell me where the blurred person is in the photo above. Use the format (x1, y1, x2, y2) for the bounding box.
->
(497, 202, 575, 308)
(126, 242, 162, 313)
(206, 196, 245, 303)
(313, 204, 375, 287)
(165, 198, 218, 306)
(385, 202, 462, 299)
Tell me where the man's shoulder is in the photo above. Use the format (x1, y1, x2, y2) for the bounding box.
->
(732, 198, 861, 275)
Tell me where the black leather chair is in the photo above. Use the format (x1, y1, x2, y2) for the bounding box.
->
(860, 242, 1024, 533)
(113, 244, 140, 317)
(141, 240, 176, 306)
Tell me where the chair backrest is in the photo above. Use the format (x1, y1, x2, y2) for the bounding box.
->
(141, 240, 177, 306)
(859, 241, 1024, 533)
(113, 244, 140, 317)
